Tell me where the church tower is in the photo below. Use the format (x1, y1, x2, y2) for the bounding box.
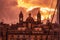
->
(19, 11, 23, 24)
(37, 11, 41, 23)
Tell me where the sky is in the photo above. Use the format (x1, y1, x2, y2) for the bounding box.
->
(0, 0, 57, 24)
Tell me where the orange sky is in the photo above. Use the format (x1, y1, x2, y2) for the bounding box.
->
(17, 0, 57, 8)
(0, 0, 57, 24)
(17, 0, 57, 23)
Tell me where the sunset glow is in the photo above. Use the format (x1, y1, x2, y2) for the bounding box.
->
(17, 0, 56, 21)
(0, 0, 57, 24)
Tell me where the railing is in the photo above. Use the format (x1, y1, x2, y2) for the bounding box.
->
(0, 25, 60, 40)
(6, 33, 59, 40)
(0, 31, 60, 40)
(5, 29, 60, 40)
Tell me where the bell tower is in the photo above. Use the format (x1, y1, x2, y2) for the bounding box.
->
(19, 11, 23, 24)
(37, 11, 41, 23)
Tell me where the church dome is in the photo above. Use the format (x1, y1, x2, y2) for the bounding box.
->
(26, 13, 34, 23)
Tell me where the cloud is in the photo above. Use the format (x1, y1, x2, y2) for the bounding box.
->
(0, 0, 57, 24)
(22, 0, 56, 7)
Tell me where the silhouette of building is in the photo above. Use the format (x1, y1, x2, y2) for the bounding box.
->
(37, 11, 41, 23)
(19, 11, 23, 25)
(18, 11, 41, 29)
(19, 11, 41, 24)
(0, 10, 59, 40)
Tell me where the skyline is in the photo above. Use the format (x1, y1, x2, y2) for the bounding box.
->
(0, 0, 57, 24)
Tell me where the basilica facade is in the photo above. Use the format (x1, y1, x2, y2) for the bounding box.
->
(18, 11, 41, 29)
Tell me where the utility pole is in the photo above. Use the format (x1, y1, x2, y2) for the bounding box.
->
(57, 0, 60, 24)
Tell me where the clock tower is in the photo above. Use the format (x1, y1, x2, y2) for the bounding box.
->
(19, 11, 23, 24)
(37, 11, 41, 23)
